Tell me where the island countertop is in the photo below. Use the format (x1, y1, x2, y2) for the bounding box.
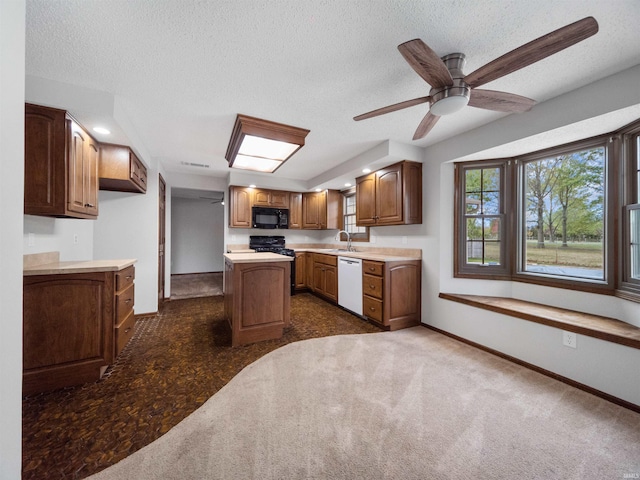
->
(224, 252, 294, 264)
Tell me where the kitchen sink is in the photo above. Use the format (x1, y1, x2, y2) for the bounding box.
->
(318, 248, 350, 253)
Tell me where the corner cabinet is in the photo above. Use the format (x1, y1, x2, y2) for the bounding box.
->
(23, 265, 136, 394)
(99, 143, 147, 193)
(25, 103, 99, 219)
(302, 190, 343, 230)
(362, 259, 421, 330)
(356, 160, 422, 226)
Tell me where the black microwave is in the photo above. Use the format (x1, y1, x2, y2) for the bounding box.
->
(252, 206, 289, 229)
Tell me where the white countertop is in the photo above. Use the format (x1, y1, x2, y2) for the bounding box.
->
(295, 248, 420, 262)
(24, 259, 136, 276)
(224, 252, 294, 264)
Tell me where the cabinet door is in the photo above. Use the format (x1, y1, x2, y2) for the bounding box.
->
(289, 192, 303, 229)
(302, 192, 321, 229)
(24, 104, 66, 215)
(356, 173, 376, 226)
(67, 120, 98, 217)
(376, 164, 403, 225)
(270, 190, 289, 208)
(312, 262, 325, 294)
(229, 187, 252, 227)
(295, 252, 307, 288)
(84, 136, 99, 216)
(324, 264, 338, 302)
(253, 189, 271, 206)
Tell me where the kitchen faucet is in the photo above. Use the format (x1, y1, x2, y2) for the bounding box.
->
(337, 230, 355, 252)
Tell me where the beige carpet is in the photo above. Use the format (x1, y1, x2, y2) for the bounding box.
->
(88, 327, 640, 480)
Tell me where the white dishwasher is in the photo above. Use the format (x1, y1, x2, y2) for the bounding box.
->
(338, 257, 363, 316)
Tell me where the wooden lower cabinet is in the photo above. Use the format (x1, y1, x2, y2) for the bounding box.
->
(362, 259, 421, 330)
(312, 253, 338, 303)
(224, 258, 290, 346)
(23, 265, 135, 395)
(295, 252, 308, 290)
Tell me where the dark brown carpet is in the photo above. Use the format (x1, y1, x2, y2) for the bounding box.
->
(170, 272, 223, 300)
(22, 293, 381, 479)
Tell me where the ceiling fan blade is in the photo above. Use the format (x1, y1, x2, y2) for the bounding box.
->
(464, 16, 598, 88)
(354, 96, 431, 121)
(413, 112, 440, 140)
(398, 39, 454, 88)
(468, 89, 536, 113)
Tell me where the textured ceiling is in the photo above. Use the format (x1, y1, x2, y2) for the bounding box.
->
(25, 0, 640, 189)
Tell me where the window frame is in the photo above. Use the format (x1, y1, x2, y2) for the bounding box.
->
(512, 135, 613, 292)
(340, 188, 369, 242)
(454, 159, 511, 279)
(454, 134, 617, 294)
(618, 120, 640, 299)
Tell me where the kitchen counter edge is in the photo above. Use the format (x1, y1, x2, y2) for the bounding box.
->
(24, 259, 137, 276)
(224, 252, 294, 264)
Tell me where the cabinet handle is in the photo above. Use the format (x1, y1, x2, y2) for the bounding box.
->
(369, 285, 375, 289)
(369, 267, 375, 271)
(124, 327, 131, 334)
(369, 306, 376, 311)
(125, 299, 132, 304)
(85, 203, 95, 208)
(126, 275, 133, 279)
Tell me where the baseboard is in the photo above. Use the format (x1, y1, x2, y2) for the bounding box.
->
(171, 271, 222, 276)
(421, 323, 640, 414)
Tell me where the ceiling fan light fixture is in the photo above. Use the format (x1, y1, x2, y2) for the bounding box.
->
(429, 87, 470, 116)
(226, 114, 310, 173)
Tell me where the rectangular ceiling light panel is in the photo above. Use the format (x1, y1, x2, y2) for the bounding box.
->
(225, 114, 310, 173)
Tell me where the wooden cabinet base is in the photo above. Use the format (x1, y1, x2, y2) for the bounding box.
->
(224, 259, 290, 346)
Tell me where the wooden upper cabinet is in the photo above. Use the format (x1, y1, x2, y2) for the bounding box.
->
(289, 192, 303, 229)
(229, 186, 252, 227)
(356, 160, 422, 226)
(252, 188, 289, 208)
(25, 103, 99, 219)
(302, 190, 342, 230)
(99, 143, 147, 193)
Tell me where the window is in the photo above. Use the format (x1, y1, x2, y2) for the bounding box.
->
(620, 122, 640, 298)
(341, 189, 369, 242)
(454, 135, 613, 292)
(455, 161, 509, 278)
(519, 144, 607, 283)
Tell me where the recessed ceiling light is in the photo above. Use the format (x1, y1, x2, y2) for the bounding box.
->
(249, 184, 256, 188)
(362, 168, 371, 173)
(315, 188, 321, 192)
(93, 127, 111, 135)
(344, 183, 352, 187)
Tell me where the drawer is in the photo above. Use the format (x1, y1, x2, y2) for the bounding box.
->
(363, 260, 383, 276)
(363, 274, 383, 299)
(115, 310, 135, 356)
(314, 253, 338, 267)
(116, 283, 134, 324)
(116, 265, 135, 292)
(363, 296, 383, 323)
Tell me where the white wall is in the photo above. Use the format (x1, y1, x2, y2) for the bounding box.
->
(0, 1, 25, 478)
(23, 215, 94, 260)
(421, 66, 640, 406)
(171, 197, 224, 274)
(93, 172, 159, 314)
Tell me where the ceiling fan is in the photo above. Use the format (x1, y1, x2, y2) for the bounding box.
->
(354, 17, 599, 140)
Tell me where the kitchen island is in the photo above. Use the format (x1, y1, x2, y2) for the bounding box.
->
(223, 252, 293, 346)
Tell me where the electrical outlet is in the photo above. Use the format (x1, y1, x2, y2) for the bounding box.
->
(562, 331, 577, 349)
(73, 233, 79, 244)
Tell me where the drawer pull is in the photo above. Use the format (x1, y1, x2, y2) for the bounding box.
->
(369, 306, 376, 311)
(85, 203, 95, 208)
(125, 299, 132, 304)
(369, 285, 375, 289)
(126, 275, 133, 279)
(124, 327, 131, 334)
(369, 267, 375, 271)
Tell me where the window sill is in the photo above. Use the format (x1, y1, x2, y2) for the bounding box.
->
(439, 293, 640, 350)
